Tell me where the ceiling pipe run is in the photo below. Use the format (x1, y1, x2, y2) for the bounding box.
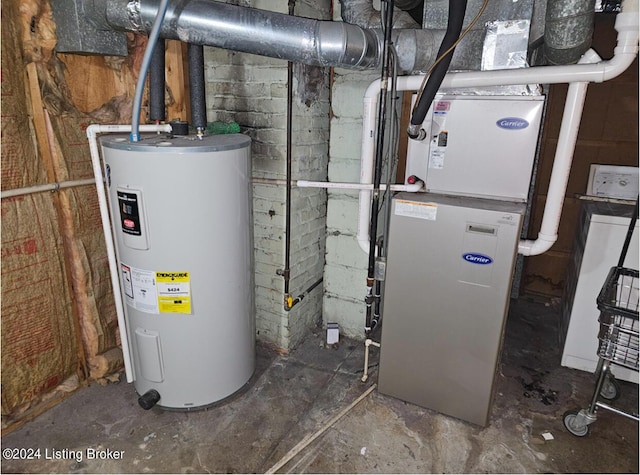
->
(100, 0, 449, 74)
(105, 0, 380, 69)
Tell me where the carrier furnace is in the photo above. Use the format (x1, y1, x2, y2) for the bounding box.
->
(101, 134, 255, 410)
(378, 94, 543, 426)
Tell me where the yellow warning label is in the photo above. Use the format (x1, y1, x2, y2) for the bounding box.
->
(156, 271, 191, 314)
(156, 272, 190, 283)
(158, 297, 191, 314)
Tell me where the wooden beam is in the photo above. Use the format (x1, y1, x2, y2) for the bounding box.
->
(165, 40, 190, 122)
(25, 62, 89, 381)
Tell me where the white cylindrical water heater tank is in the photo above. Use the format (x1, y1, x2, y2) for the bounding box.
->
(100, 133, 254, 410)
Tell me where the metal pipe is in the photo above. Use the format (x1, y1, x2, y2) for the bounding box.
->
(1, 178, 96, 199)
(544, 0, 595, 65)
(107, 0, 380, 70)
(368, 0, 395, 284)
(283, 0, 295, 306)
(364, 0, 395, 334)
(285, 277, 323, 311)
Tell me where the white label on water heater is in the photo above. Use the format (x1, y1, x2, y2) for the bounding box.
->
(122, 264, 159, 314)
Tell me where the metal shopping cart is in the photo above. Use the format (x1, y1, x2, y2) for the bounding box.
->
(563, 199, 639, 437)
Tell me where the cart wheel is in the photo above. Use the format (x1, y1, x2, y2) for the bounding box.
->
(599, 373, 620, 401)
(563, 410, 590, 437)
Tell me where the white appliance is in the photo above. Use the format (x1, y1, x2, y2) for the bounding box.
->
(101, 133, 255, 409)
(561, 200, 639, 383)
(586, 164, 639, 200)
(405, 94, 545, 201)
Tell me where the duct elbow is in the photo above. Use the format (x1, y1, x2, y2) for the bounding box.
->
(518, 233, 557, 256)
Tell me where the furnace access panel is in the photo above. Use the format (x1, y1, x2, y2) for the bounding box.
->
(405, 94, 545, 202)
(378, 192, 526, 426)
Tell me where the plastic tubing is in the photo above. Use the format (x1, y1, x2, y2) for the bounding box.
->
(0, 178, 96, 199)
(130, 0, 170, 142)
(297, 180, 424, 191)
(87, 123, 172, 383)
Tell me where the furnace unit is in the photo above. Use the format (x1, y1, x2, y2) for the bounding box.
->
(379, 193, 526, 426)
(379, 93, 543, 425)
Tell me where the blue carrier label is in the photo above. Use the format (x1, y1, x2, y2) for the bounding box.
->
(496, 117, 529, 130)
(462, 253, 494, 265)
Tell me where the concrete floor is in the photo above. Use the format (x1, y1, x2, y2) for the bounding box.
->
(2, 297, 638, 474)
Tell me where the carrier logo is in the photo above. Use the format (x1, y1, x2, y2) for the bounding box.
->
(462, 253, 493, 265)
(496, 117, 529, 130)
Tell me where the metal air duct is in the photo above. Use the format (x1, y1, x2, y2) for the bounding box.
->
(96, 0, 448, 74)
(544, 0, 596, 65)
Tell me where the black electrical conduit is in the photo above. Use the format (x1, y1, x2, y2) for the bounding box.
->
(188, 43, 207, 136)
(408, 0, 468, 139)
(149, 38, 166, 123)
(365, 0, 395, 335)
(370, 46, 401, 336)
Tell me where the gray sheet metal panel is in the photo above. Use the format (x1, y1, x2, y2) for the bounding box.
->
(378, 192, 525, 426)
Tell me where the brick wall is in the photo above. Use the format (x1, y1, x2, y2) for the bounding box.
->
(204, 0, 331, 350)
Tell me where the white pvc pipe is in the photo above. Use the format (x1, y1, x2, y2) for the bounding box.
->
(0, 178, 96, 199)
(87, 123, 172, 383)
(357, 1, 639, 256)
(297, 179, 424, 192)
(361, 338, 381, 383)
(519, 51, 598, 255)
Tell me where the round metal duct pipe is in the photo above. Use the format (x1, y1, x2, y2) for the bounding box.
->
(544, 0, 595, 65)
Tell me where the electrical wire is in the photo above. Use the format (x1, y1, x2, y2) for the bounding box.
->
(412, 0, 489, 115)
